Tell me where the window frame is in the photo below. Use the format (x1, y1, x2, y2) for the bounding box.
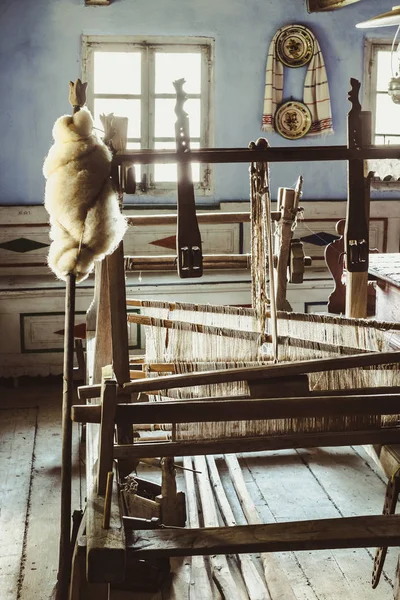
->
(363, 37, 400, 188)
(82, 35, 214, 197)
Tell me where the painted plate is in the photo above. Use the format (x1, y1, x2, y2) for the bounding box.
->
(275, 101, 312, 140)
(276, 25, 314, 68)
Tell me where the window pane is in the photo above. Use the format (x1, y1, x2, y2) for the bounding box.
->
(94, 98, 141, 138)
(126, 142, 141, 181)
(375, 93, 400, 136)
(154, 141, 200, 183)
(376, 50, 394, 92)
(155, 52, 201, 94)
(94, 51, 141, 94)
(154, 98, 201, 138)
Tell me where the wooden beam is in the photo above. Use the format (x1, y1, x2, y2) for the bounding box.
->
(73, 393, 400, 426)
(113, 428, 400, 460)
(125, 254, 251, 271)
(121, 351, 400, 395)
(125, 212, 280, 226)
(125, 515, 400, 559)
(113, 145, 400, 165)
(72, 386, 400, 424)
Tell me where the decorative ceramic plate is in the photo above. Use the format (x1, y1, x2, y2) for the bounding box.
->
(275, 101, 312, 140)
(276, 25, 314, 68)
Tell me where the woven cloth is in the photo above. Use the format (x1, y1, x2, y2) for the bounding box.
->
(262, 25, 334, 136)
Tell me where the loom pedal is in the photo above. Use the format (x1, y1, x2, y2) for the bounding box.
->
(372, 473, 400, 588)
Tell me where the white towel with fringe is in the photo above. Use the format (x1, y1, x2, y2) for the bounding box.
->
(262, 25, 334, 136)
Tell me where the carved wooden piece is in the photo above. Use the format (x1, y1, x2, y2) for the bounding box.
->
(307, 0, 360, 11)
(276, 187, 296, 311)
(173, 78, 203, 278)
(345, 79, 372, 318)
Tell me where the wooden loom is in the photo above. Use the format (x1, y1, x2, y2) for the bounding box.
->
(68, 78, 400, 599)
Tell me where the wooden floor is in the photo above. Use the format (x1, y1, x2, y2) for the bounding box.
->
(0, 377, 398, 599)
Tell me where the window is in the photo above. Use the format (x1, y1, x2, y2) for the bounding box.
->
(365, 40, 400, 144)
(364, 39, 400, 185)
(82, 36, 214, 195)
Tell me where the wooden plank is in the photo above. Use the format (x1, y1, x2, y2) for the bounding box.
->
(113, 428, 400, 460)
(106, 244, 130, 387)
(13, 385, 82, 600)
(92, 259, 113, 386)
(0, 408, 37, 600)
(224, 454, 296, 600)
(125, 515, 400, 559)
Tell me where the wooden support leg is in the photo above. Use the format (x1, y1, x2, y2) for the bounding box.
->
(157, 457, 186, 527)
(69, 536, 109, 600)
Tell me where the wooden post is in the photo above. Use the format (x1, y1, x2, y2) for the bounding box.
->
(56, 273, 76, 600)
(91, 260, 113, 386)
(97, 379, 118, 495)
(157, 457, 186, 527)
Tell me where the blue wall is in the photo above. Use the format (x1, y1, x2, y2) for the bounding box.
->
(0, 0, 396, 205)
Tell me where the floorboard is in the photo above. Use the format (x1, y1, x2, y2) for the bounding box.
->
(0, 407, 37, 600)
(0, 379, 82, 600)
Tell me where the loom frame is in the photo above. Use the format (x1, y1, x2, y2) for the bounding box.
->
(71, 78, 400, 598)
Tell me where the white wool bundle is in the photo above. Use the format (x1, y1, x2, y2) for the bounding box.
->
(43, 108, 127, 283)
